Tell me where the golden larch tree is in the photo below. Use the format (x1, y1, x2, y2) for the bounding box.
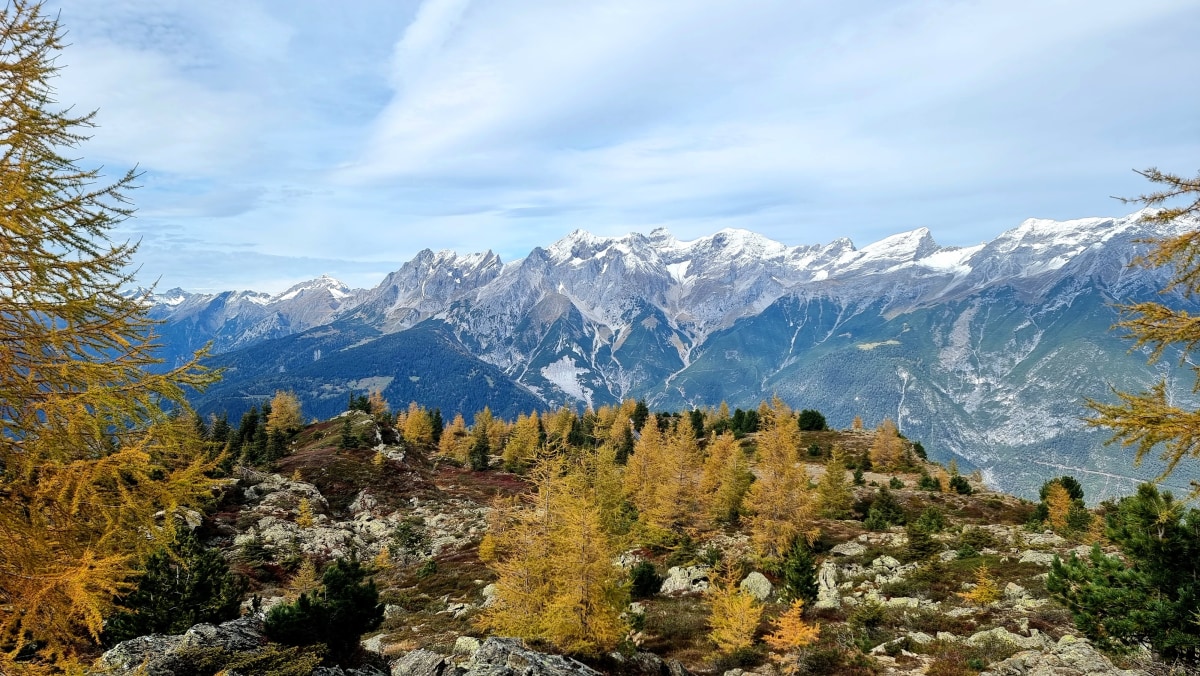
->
(745, 398, 818, 557)
(438, 412, 471, 462)
(707, 567, 764, 654)
(1045, 481, 1072, 532)
(642, 420, 702, 531)
(816, 445, 853, 519)
(699, 432, 752, 526)
(622, 414, 665, 515)
(402, 401, 434, 446)
(868, 418, 904, 470)
(265, 390, 303, 436)
(0, 2, 218, 669)
(1085, 168, 1200, 494)
(477, 455, 627, 654)
(502, 411, 542, 471)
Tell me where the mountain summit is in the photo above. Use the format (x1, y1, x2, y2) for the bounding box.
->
(150, 210, 1198, 498)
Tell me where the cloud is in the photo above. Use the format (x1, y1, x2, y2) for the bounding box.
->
(33, 0, 1200, 292)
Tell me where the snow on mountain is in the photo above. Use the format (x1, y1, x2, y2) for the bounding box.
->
(152, 208, 1194, 407)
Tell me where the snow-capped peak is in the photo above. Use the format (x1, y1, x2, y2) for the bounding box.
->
(273, 274, 351, 302)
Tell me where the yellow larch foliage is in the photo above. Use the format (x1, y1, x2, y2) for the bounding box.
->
(503, 411, 542, 471)
(543, 406, 578, 446)
(266, 390, 304, 436)
(402, 402, 434, 446)
(0, 4, 220, 668)
(707, 568, 764, 654)
(367, 389, 390, 416)
(745, 398, 818, 557)
(373, 546, 393, 572)
(477, 455, 628, 655)
(623, 414, 666, 515)
(438, 413, 471, 462)
(852, 415, 864, 430)
(1046, 481, 1072, 532)
(642, 421, 702, 531)
(288, 559, 321, 600)
(869, 418, 903, 470)
(816, 445, 853, 519)
(296, 498, 315, 529)
(700, 432, 752, 526)
(958, 564, 1001, 606)
(764, 599, 820, 652)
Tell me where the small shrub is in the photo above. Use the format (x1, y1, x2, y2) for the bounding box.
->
(630, 561, 663, 599)
(948, 475, 972, 495)
(105, 530, 248, 644)
(416, 559, 438, 579)
(889, 477, 904, 489)
(265, 557, 383, 663)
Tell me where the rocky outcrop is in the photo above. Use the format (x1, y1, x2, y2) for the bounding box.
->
(97, 617, 266, 675)
(659, 565, 710, 595)
(980, 635, 1148, 676)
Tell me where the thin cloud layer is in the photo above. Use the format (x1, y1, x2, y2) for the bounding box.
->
(44, 0, 1200, 293)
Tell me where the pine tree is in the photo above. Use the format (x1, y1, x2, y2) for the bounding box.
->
(0, 3, 218, 668)
(1085, 169, 1200, 493)
(264, 557, 383, 664)
(745, 398, 818, 557)
(1047, 483, 1200, 661)
(103, 530, 246, 645)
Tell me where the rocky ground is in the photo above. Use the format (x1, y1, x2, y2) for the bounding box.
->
(97, 417, 1181, 675)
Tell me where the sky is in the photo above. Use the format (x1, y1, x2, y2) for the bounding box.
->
(43, 0, 1200, 294)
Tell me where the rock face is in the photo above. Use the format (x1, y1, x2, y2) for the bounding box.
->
(814, 561, 841, 609)
(660, 565, 711, 595)
(980, 635, 1148, 676)
(97, 617, 266, 675)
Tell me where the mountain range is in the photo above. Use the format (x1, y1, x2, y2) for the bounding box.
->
(146, 209, 1200, 500)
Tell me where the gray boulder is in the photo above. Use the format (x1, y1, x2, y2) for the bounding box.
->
(391, 649, 456, 676)
(980, 634, 1147, 676)
(739, 572, 773, 601)
(660, 565, 710, 595)
(467, 637, 603, 675)
(97, 617, 266, 675)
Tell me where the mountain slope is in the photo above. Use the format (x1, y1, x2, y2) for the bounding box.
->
(157, 210, 1199, 497)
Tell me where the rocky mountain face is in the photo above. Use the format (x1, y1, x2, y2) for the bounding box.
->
(157, 210, 1200, 498)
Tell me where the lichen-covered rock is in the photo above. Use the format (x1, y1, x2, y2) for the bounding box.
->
(980, 635, 1148, 676)
(966, 626, 1050, 651)
(465, 637, 604, 675)
(1018, 550, 1058, 566)
(830, 541, 866, 557)
(660, 565, 710, 595)
(815, 561, 841, 609)
(739, 572, 773, 601)
(96, 617, 266, 675)
(391, 648, 454, 676)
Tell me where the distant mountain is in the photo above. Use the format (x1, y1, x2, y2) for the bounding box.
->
(155, 210, 1200, 499)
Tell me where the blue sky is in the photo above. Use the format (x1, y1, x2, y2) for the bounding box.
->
(45, 0, 1200, 293)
